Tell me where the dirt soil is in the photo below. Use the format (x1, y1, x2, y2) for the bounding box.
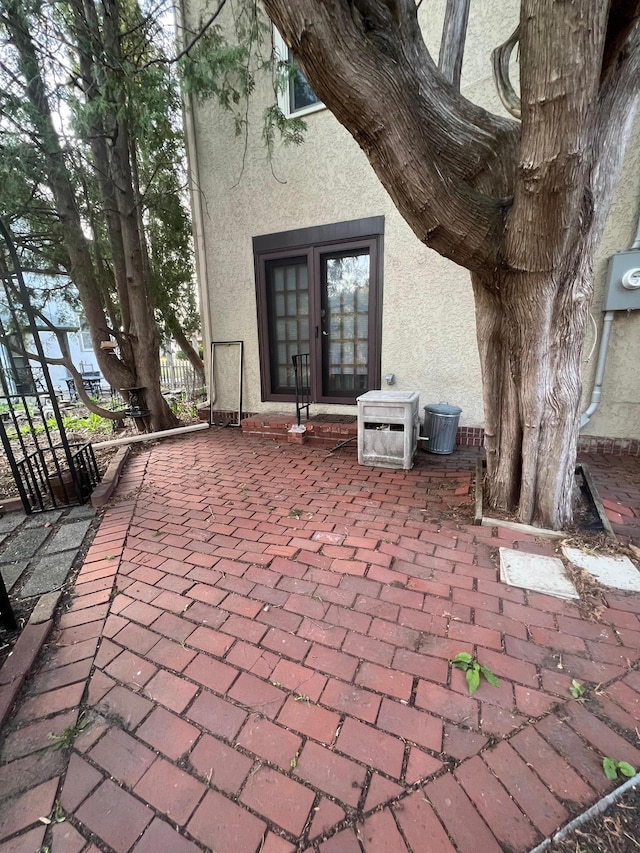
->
(546, 785, 640, 852)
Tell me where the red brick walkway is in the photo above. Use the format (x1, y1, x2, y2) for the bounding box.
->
(1, 431, 639, 852)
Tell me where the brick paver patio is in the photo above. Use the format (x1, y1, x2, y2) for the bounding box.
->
(1, 430, 639, 852)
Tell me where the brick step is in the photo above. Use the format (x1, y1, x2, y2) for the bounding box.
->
(241, 415, 357, 446)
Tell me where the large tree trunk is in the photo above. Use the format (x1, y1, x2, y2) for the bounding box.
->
(473, 255, 591, 528)
(97, 0, 178, 431)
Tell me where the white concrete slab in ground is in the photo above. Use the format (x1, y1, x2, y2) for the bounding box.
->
(562, 546, 640, 592)
(499, 547, 579, 600)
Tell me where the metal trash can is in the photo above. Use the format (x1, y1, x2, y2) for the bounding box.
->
(422, 403, 461, 454)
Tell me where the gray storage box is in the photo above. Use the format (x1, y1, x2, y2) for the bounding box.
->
(422, 403, 461, 454)
(357, 390, 419, 470)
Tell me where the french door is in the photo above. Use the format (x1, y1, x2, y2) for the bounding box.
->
(258, 237, 381, 404)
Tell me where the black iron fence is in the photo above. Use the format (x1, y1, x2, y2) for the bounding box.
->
(0, 217, 101, 514)
(292, 352, 311, 427)
(13, 441, 100, 512)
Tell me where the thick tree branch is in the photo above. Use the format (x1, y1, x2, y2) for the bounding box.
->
(0, 336, 126, 420)
(263, 0, 519, 274)
(492, 27, 521, 119)
(438, 0, 470, 91)
(167, 315, 205, 375)
(0, 276, 126, 420)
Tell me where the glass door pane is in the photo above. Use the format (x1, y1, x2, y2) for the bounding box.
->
(321, 250, 370, 397)
(266, 257, 310, 394)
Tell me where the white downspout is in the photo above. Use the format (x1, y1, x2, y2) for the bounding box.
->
(174, 1, 213, 399)
(580, 202, 640, 429)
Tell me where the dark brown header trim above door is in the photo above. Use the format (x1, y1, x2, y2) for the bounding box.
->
(253, 216, 385, 255)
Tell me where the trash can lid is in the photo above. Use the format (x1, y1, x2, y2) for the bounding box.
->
(424, 403, 462, 415)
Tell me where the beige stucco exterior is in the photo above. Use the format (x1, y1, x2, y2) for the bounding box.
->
(182, 0, 640, 438)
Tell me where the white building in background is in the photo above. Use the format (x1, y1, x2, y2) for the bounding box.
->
(0, 274, 106, 401)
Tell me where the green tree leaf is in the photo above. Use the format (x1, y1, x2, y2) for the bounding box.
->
(466, 667, 480, 695)
(602, 757, 619, 780)
(617, 761, 636, 778)
(450, 652, 472, 669)
(479, 666, 500, 688)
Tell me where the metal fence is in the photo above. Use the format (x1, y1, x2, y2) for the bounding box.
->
(292, 352, 311, 426)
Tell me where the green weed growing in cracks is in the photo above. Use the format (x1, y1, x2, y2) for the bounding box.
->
(570, 679, 586, 701)
(47, 716, 89, 750)
(450, 652, 500, 696)
(602, 757, 636, 781)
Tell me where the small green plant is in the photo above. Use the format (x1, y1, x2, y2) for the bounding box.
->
(39, 802, 66, 825)
(570, 679, 586, 701)
(62, 411, 110, 433)
(450, 652, 500, 696)
(602, 757, 636, 781)
(290, 750, 300, 769)
(288, 508, 303, 518)
(7, 421, 48, 439)
(47, 716, 89, 750)
(169, 399, 198, 419)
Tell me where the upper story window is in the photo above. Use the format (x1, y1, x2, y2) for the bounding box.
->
(273, 29, 324, 119)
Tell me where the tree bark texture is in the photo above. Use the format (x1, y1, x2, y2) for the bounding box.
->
(438, 0, 470, 91)
(263, 0, 640, 527)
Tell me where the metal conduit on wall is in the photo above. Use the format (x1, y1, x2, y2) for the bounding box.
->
(580, 201, 640, 429)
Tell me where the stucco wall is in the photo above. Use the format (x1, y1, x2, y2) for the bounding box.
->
(183, 0, 640, 438)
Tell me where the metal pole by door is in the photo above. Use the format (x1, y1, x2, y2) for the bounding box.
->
(210, 341, 244, 427)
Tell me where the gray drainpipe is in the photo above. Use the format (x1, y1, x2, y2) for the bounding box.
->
(580, 206, 640, 429)
(580, 310, 615, 428)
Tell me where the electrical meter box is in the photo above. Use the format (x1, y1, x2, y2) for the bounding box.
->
(603, 249, 640, 311)
(357, 390, 419, 470)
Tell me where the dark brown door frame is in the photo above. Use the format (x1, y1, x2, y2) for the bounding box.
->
(253, 217, 384, 405)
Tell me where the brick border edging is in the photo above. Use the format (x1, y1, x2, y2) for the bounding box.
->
(0, 497, 24, 514)
(91, 446, 131, 508)
(0, 618, 54, 727)
(0, 448, 133, 727)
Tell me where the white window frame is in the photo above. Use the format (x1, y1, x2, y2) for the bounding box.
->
(77, 314, 93, 351)
(273, 29, 325, 119)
